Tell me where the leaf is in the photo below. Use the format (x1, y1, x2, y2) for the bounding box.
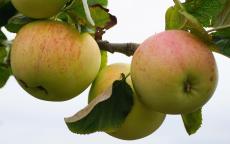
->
(65, 79, 134, 134)
(212, 37, 230, 57)
(169, 0, 230, 58)
(213, 0, 230, 26)
(179, 10, 211, 42)
(181, 108, 202, 135)
(165, 2, 210, 42)
(183, 0, 225, 27)
(65, 0, 117, 39)
(0, 66, 11, 88)
(0, 0, 17, 27)
(212, 27, 230, 38)
(206, 0, 230, 58)
(5, 14, 34, 33)
(0, 30, 6, 40)
(0, 31, 8, 63)
(0, 46, 7, 62)
(88, 0, 108, 7)
(165, 6, 186, 30)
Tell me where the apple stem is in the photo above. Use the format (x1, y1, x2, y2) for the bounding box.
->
(97, 40, 139, 56)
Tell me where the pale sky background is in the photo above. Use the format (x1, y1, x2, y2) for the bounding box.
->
(0, 0, 230, 143)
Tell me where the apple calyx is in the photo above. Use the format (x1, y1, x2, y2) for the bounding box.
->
(183, 78, 192, 94)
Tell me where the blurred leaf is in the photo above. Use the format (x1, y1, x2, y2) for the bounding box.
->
(212, 27, 230, 38)
(0, 0, 17, 27)
(181, 108, 202, 135)
(0, 46, 7, 62)
(0, 37, 11, 88)
(0, 65, 11, 88)
(65, 78, 134, 134)
(88, 0, 108, 7)
(0, 30, 7, 40)
(5, 14, 34, 33)
(56, 12, 74, 24)
(213, 0, 230, 26)
(212, 37, 230, 57)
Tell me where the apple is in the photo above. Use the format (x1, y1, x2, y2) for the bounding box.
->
(131, 30, 218, 114)
(88, 63, 166, 140)
(11, 21, 101, 101)
(11, 0, 66, 19)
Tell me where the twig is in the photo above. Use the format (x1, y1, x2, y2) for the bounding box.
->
(97, 40, 139, 56)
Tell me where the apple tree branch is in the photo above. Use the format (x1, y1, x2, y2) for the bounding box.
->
(97, 40, 139, 56)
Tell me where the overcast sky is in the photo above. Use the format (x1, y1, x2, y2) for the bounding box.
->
(0, 0, 230, 144)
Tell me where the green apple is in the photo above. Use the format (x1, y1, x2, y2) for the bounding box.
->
(89, 63, 166, 140)
(11, 0, 66, 19)
(11, 21, 101, 101)
(131, 30, 218, 114)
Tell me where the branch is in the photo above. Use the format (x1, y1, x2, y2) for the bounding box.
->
(97, 40, 139, 56)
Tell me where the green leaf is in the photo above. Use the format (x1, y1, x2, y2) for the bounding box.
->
(165, 6, 186, 30)
(65, 78, 134, 134)
(165, 2, 210, 42)
(90, 6, 111, 27)
(179, 10, 211, 42)
(0, 66, 11, 88)
(212, 37, 230, 57)
(65, 0, 117, 39)
(206, 0, 230, 58)
(88, 0, 108, 7)
(56, 12, 74, 24)
(0, 39, 11, 88)
(0, 0, 17, 27)
(0, 30, 7, 40)
(181, 108, 202, 135)
(5, 14, 34, 33)
(213, 0, 230, 26)
(212, 27, 230, 38)
(0, 46, 7, 62)
(183, 0, 225, 27)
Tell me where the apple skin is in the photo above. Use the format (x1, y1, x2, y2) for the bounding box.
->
(131, 30, 218, 114)
(11, 0, 66, 19)
(88, 63, 166, 140)
(11, 21, 101, 101)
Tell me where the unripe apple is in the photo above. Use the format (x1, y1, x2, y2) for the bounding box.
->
(11, 0, 66, 19)
(11, 21, 101, 101)
(88, 63, 166, 140)
(131, 30, 218, 114)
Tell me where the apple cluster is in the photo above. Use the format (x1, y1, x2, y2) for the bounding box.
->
(9, 0, 218, 141)
(87, 30, 218, 140)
